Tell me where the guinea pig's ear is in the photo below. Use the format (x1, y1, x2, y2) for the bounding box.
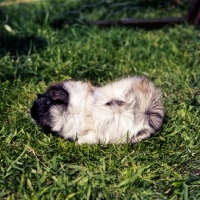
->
(49, 90, 68, 104)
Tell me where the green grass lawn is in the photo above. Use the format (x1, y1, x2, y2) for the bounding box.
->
(0, 0, 200, 199)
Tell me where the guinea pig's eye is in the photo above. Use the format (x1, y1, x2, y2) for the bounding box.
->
(45, 100, 50, 105)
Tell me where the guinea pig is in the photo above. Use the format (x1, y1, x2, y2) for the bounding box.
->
(31, 81, 98, 144)
(91, 76, 164, 144)
(31, 76, 164, 144)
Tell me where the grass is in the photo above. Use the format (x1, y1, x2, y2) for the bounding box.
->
(0, 0, 200, 199)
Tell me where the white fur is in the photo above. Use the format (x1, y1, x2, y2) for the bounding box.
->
(90, 77, 157, 144)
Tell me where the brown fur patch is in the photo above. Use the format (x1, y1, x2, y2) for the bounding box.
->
(138, 77, 150, 94)
(86, 81, 93, 96)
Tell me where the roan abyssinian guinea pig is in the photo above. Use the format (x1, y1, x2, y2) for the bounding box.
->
(31, 76, 164, 144)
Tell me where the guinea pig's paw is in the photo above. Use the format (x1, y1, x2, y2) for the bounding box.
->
(75, 131, 98, 145)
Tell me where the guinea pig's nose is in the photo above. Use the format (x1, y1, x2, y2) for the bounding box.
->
(31, 105, 36, 118)
(37, 94, 42, 98)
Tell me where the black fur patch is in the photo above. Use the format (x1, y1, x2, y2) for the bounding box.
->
(106, 100, 125, 106)
(131, 129, 151, 143)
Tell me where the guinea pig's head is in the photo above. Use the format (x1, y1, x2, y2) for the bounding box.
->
(31, 83, 69, 132)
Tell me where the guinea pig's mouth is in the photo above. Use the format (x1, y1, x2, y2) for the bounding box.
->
(31, 114, 42, 126)
(31, 102, 41, 119)
(31, 108, 42, 126)
(31, 111, 40, 123)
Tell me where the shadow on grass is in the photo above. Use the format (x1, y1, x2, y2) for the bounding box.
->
(0, 33, 48, 83)
(0, 34, 47, 56)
